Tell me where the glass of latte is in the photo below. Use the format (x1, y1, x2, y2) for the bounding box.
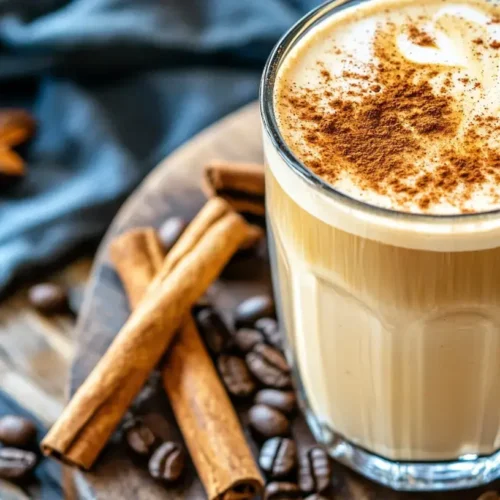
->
(261, 0, 500, 491)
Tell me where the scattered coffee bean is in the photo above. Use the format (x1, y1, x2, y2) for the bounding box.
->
(259, 437, 297, 479)
(234, 328, 265, 353)
(218, 355, 256, 397)
(248, 404, 290, 439)
(298, 447, 331, 494)
(148, 441, 185, 482)
(255, 317, 282, 350)
(157, 217, 187, 252)
(0, 416, 37, 448)
(196, 307, 232, 355)
(264, 481, 301, 499)
(246, 344, 291, 389)
(255, 389, 297, 415)
(123, 418, 156, 455)
(28, 283, 68, 314)
(234, 295, 275, 328)
(0, 448, 37, 482)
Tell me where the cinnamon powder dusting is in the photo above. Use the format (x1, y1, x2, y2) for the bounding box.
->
(407, 25, 436, 47)
(277, 20, 500, 213)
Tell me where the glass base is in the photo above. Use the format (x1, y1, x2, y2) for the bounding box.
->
(304, 408, 500, 491)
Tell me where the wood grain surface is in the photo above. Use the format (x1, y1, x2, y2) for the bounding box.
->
(0, 256, 91, 499)
(69, 102, 500, 499)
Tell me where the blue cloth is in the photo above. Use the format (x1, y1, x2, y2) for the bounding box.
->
(0, 0, 319, 292)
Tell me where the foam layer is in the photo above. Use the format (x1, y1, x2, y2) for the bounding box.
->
(275, 0, 500, 214)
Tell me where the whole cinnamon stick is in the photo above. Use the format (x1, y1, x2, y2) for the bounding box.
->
(41, 198, 250, 469)
(165, 319, 263, 500)
(203, 161, 265, 216)
(110, 228, 263, 499)
(111, 229, 262, 500)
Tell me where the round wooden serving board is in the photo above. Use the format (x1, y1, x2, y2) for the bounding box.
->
(70, 102, 499, 500)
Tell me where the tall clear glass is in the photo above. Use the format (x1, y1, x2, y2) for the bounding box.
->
(260, 0, 500, 491)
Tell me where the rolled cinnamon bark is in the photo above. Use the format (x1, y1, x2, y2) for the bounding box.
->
(110, 226, 264, 500)
(41, 198, 250, 470)
(203, 161, 265, 216)
(165, 319, 263, 500)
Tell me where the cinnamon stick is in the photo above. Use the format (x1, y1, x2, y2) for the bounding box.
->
(41, 198, 250, 470)
(203, 161, 265, 216)
(165, 319, 263, 500)
(110, 228, 263, 499)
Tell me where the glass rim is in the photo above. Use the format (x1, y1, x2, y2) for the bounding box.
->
(259, 0, 500, 225)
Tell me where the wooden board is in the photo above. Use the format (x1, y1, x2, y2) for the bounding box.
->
(70, 102, 500, 500)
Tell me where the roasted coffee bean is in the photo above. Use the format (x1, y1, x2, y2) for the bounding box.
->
(123, 418, 156, 455)
(218, 355, 256, 397)
(157, 217, 187, 252)
(234, 328, 265, 353)
(234, 295, 275, 328)
(255, 389, 297, 415)
(255, 317, 282, 350)
(248, 404, 290, 439)
(0, 416, 37, 448)
(148, 441, 185, 482)
(28, 283, 68, 314)
(196, 307, 232, 355)
(0, 448, 37, 481)
(246, 344, 291, 389)
(304, 495, 328, 500)
(264, 481, 302, 499)
(259, 437, 297, 479)
(298, 447, 331, 494)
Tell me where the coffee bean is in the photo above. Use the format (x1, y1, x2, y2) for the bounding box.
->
(248, 404, 290, 439)
(0, 416, 37, 448)
(304, 495, 328, 500)
(235, 295, 275, 328)
(157, 217, 187, 252)
(246, 344, 291, 389)
(28, 283, 68, 314)
(217, 355, 256, 397)
(123, 418, 156, 455)
(255, 389, 297, 415)
(196, 307, 232, 355)
(148, 441, 185, 482)
(259, 437, 297, 479)
(0, 448, 37, 482)
(255, 317, 282, 350)
(264, 481, 301, 499)
(234, 328, 265, 353)
(298, 447, 331, 494)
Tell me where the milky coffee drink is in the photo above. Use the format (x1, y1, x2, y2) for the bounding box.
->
(264, 0, 500, 471)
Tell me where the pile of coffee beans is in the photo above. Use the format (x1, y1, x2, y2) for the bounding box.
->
(122, 416, 186, 483)
(0, 415, 38, 483)
(195, 294, 334, 499)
